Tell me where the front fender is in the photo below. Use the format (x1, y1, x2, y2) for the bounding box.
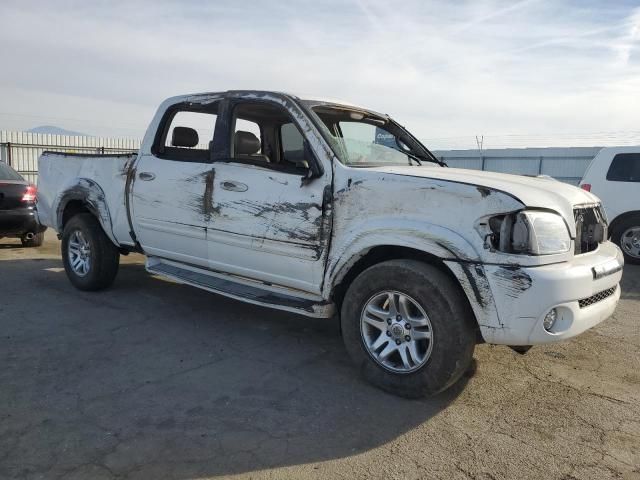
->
(325, 218, 480, 288)
(55, 178, 117, 245)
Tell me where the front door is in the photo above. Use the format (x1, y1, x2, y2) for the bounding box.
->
(206, 98, 332, 293)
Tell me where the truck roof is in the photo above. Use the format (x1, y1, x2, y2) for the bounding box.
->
(166, 90, 381, 116)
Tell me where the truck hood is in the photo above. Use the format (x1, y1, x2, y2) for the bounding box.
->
(368, 165, 601, 226)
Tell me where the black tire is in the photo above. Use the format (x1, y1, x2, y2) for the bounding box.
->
(61, 213, 120, 291)
(21, 231, 45, 247)
(341, 259, 476, 398)
(611, 214, 640, 265)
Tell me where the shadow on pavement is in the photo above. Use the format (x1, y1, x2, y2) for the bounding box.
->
(0, 258, 470, 479)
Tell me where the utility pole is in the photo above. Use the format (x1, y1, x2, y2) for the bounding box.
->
(476, 135, 485, 171)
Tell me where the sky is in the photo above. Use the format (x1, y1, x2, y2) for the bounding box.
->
(0, 0, 639, 149)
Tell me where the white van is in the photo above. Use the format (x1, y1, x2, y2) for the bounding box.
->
(580, 147, 640, 264)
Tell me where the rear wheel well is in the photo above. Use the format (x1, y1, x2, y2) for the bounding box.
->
(609, 211, 640, 236)
(61, 200, 92, 229)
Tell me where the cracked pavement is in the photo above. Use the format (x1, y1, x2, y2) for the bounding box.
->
(1, 231, 639, 479)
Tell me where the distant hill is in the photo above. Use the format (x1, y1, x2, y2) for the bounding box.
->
(27, 125, 88, 136)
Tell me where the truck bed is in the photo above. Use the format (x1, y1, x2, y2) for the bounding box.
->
(37, 151, 137, 246)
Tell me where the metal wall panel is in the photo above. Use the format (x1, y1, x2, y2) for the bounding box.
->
(434, 147, 602, 185)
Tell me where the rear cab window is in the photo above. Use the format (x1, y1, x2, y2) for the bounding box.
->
(606, 153, 640, 182)
(153, 103, 219, 162)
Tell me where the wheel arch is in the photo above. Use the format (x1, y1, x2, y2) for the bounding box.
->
(608, 210, 640, 236)
(328, 244, 485, 341)
(56, 179, 118, 246)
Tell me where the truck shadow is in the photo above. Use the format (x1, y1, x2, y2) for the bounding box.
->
(1, 258, 472, 479)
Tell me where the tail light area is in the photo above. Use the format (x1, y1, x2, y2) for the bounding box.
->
(21, 185, 37, 203)
(580, 183, 591, 192)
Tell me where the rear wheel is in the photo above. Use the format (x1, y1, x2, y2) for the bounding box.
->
(61, 213, 120, 291)
(20, 231, 45, 247)
(612, 214, 640, 265)
(341, 259, 476, 398)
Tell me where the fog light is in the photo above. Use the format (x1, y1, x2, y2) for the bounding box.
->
(543, 308, 557, 331)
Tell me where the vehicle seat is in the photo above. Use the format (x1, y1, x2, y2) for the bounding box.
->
(234, 131, 270, 163)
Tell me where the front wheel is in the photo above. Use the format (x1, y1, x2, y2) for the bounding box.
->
(61, 213, 120, 291)
(341, 260, 476, 398)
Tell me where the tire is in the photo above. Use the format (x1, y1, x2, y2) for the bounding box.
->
(341, 259, 476, 398)
(21, 231, 45, 247)
(61, 213, 120, 291)
(611, 214, 640, 265)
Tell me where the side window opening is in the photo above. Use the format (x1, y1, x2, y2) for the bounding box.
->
(233, 118, 264, 161)
(229, 102, 315, 174)
(280, 122, 307, 170)
(154, 102, 219, 162)
(606, 153, 640, 182)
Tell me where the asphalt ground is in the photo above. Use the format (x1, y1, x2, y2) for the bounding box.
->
(1, 230, 638, 479)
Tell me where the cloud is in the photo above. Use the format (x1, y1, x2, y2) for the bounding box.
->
(0, 0, 639, 148)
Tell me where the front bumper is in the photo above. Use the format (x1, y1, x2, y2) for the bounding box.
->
(480, 241, 623, 345)
(0, 207, 45, 237)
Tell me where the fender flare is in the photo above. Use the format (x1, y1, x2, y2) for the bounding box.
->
(609, 210, 640, 235)
(55, 178, 118, 245)
(325, 220, 480, 287)
(323, 223, 501, 330)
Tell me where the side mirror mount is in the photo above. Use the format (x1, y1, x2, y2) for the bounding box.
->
(301, 140, 322, 185)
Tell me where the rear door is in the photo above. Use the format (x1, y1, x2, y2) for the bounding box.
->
(130, 102, 219, 268)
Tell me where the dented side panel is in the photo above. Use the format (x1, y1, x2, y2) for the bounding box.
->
(324, 164, 526, 293)
(37, 152, 135, 246)
(129, 155, 213, 268)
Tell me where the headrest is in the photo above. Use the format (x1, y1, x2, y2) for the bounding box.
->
(171, 126, 199, 148)
(234, 131, 260, 155)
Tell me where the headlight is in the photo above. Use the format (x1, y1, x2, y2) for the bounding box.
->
(485, 210, 571, 255)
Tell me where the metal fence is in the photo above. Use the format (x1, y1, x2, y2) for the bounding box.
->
(433, 147, 602, 185)
(0, 131, 605, 186)
(0, 131, 140, 184)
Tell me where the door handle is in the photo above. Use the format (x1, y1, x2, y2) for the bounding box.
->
(220, 180, 248, 192)
(138, 172, 156, 181)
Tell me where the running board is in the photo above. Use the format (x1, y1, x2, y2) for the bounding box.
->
(146, 258, 334, 318)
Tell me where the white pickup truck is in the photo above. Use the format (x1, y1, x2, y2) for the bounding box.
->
(37, 90, 624, 397)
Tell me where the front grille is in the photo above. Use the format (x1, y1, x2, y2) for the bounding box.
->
(574, 206, 607, 254)
(578, 286, 617, 308)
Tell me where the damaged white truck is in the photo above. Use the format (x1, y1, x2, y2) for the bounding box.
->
(37, 91, 624, 397)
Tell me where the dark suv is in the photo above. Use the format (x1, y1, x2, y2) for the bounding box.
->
(0, 162, 46, 247)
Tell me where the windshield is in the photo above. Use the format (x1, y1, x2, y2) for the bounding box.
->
(304, 102, 442, 168)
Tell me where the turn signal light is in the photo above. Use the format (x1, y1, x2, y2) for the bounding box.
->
(22, 185, 37, 203)
(580, 183, 591, 192)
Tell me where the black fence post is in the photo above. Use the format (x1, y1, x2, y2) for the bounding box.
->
(6, 142, 11, 167)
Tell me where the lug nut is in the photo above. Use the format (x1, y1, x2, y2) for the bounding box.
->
(396, 315, 402, 321)
(386, 331, 391, 337)
(395, 339, 401, 345)
(405, 323, 411, 329)
(405, 335, 411, 341)
(387, 318, 392, 325)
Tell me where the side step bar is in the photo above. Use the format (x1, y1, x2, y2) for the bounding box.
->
(146, 258, 335, 318)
